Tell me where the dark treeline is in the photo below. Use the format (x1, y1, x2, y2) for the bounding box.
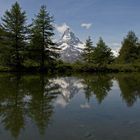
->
(0, 2, 59, 72)
(78, 31, 140, 72)
(0, 74, 61, 138)
(80, 73, 140, 106)
(0, 2, 140, 72)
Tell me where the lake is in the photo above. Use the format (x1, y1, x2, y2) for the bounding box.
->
(0, 73, 140, 140)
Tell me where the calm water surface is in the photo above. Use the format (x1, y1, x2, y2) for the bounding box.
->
(0, 73, 140, 140)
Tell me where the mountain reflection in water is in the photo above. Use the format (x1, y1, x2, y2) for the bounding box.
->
(0, 73, 140, 140)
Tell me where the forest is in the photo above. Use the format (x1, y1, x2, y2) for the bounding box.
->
(0, 2, 140, 73)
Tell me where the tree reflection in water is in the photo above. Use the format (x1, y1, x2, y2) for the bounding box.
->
(81, 74, 113, 103)
(0, 73, 140, 138)
(0, 74, 61, 138)
(117, 73, 140, 107)
(27, 74, 61, 135)
(0, 74, 25, 138)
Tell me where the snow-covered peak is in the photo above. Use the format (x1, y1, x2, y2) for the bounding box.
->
(57, 28, 85, 62)
(62, 28, 71, 40)
(59, 28, 82, 45)
(52, 77, 84, 107)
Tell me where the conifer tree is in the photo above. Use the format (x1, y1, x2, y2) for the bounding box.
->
(93, 37, 114, 67)
(118, 31, 139, 63)
(30, 5, 59, 71)
(0, 2, 27, 68)
(0, 27, 10, 65)
(82, 37, 94, 63)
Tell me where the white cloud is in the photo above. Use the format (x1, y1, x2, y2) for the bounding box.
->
(81, 23, 92, 29)
(55, 23, 69, 34)
(109, 42, 121, 57)
(80, 102, 90, 109)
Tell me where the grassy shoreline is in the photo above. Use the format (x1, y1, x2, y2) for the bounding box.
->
(0, 63, 140, 73)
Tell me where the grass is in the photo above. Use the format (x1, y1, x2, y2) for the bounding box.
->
(0, 62, 140, 73)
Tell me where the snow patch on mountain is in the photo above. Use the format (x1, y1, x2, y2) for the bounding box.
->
(52, 77, 84, 107)
(57, 27, 120, 61)
(57, 28, 85, 62)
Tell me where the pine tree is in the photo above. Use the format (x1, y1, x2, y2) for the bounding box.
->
(0, 27, 6, 46)
(93, 37, 114, 67)
(29, 5, 59, 71)
(82, 37, 94, 63)
(0, 2, 27, 68)
(118, 31, 139, 63)
(0, 17, 10, 66)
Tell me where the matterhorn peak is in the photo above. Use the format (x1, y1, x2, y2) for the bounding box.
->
(60, 28, 82, 45)
(63, 27, 70, 35)
(57, 28, 85, 62)
(61, 28, 72, 41)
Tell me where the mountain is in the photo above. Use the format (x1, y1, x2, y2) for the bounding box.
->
(51, 77, 84, 107)
(57, 28, 85, 62)
(57, 28, 120, 62)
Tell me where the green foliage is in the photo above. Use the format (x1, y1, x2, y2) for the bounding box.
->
(93, 37, 114, 67)
(0, 74, 61, 137)
(82, 37, 114, 70)
(0, 2, 140, 73)
(0, 65, 11, 71)
(0, 28, 11, 65)
(117, 73, 140, 106)
(82, 36, 94, 63)
(23, 59, 39, 68)
(55, 61, 73, 74)
(118, 31, 140, 63)
(81, 74, 113, 103)
(29, 5, 59, 71)
(107, 64, 138, 72)
(0, 2, 27, 67)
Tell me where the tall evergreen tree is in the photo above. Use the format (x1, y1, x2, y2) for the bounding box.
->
(0, 27, 9, 65)
(0, 27, 6, 46)
(82, 37, 94, 63)
(118, 31, 139, 63)
(93, 37, 114, 67)
(29, 5, 59, 71)
(0, 2, 27, 68)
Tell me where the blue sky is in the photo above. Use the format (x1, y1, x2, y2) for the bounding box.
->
(0, 0, 140, 49)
